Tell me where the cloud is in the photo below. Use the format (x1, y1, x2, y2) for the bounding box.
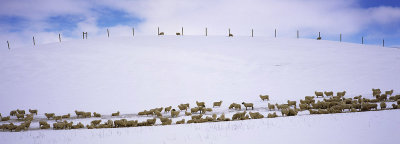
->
(0, 0, 400, 48)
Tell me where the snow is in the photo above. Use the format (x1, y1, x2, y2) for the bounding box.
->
(0, 35, 399, 143)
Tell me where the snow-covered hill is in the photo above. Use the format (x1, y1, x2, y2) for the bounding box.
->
(0, 36, 399, 144)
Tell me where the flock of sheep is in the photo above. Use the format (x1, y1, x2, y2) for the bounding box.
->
(1, 89, 399, 132)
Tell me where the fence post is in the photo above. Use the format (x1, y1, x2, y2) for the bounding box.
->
(158, 27, 159, 35)
(383, 39, 385, 47)
(297, 30, 299, 39)
(252, 29, 254, 37)
(362, 37, 364, 44)
(33, 36, 35, 46)
(206, 27, 207, 36)
(59, 33, 61, 43)
(182, 27, 184, 36)
(83, 32, 84, 39)
(229, 28, 231, 36)
(132, 28, 135, 37)
(340, 34, 342, 42)
(107, 29, 110, 38)
(7, 41, 10, 50)
(275, 29, 276, 38)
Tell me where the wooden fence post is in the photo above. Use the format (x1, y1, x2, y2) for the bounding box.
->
(252, 29, 254, 37)
(132, 28, 135, 37)
(182, 27, 184, 36)
(33, 36, 35, 46)
(229, 28, 231, 36)
(340, 34, 342, 42)
(59, 34, 61, 43)
(158, 27, 159, 35)
(107, 29, 110, 38)
(7, 41, 10, 50)
(297, 30, 299, 39)
(362, 37, 364, 44)
(383, 39, 385, 47)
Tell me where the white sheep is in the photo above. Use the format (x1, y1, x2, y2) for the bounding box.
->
(178, 104, 188, 111)
(185, 111, 192, 116)
(385, 89, 393, 96)
(171, 109, 180, 117)
(45, 113, 55, 120)
(62, 113, 70, 119)
(164, 106, 172, 113)
(268, 103, 275, 111)
(324, 91, 333, 97)
(242, 102, 254, 110)
(93, 112, 101, 117)
(29, 109, 38, 115)
(337, 91, 346, 97)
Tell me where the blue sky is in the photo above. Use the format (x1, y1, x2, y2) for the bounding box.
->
(0, 0, 399, 47)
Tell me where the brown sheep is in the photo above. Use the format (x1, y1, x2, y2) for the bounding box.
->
(146, 118, 156, 126)
(155, 110, 162, 117)
(1, 116, 10, 121)
(259, 95, 270, 101)
(242, 102, 254, 110)
(161, 118, 172, 125)
(287, 100, 296, 107)
(324, 91, 333, 97)
(114, 119, 128, 128)
(54, 116, 62, 122)
(191, 107, 200, 113)
(75, 110, 84, 118)
(93, 112, 101, 117)
(213, 101, 223, 107)
(191, 114, 203, 120)
(178, 104, 188, 111)
(299, 104, 309, 111)
(337, 91, 346, 97)
(91, 120, 102, 126)
(171, 109, 180, 117)
(315, 91, 324, 98)
(16, 113, 25, 120)
(305, 96, 315, 100)
(176, 119, 185, 124)
(16, 109, 25, 115)
(45, 113, 55, 120)
(268, 103, 275, 111)
(281, 108, 289, 116)
(249, 112, 264, 119)
(232, 111, 246, 120)
(83, 112, 91, 118)
(29, 109, 38, 115)
(267, 112, 278, 118)
(39, 121, 48, 127)
(196, 101, 205, 107)
(62, 113, 71, 119)
(380, 102, 387, 110)
(378, 94, 387, 101)
(392, 104, 398, 109)
(164, 106, 172, 113)
(112, 111, 120, 116)
(10, 110, 17, 116)
(385, 89, 394, 96)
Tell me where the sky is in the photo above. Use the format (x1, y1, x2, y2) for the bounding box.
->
(0, 0, 400, 48)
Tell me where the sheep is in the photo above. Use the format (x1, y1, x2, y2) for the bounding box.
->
(392, 104, 398, 109)
(217, 113, 231, 121)
(53, 122, 66, 130)
(378, 94, 387, 101)
(159, 32, 165, 35)
(184, 111, 192, 116)
(315, 91, 324, 98)
(112, 111, 120, 116)
(175, 119, 185, 124)
(354, 95, 362, 99)
(16, 109, 25, 115)
(287, 100, 297, 107)
(232, 111, 246, 120)
(62, 113, 70, 119)
(308, 109, 319, 114)
(191, 107, 200, 114)
(40, 123, 51, 129)
(83, 112, 91, 118)
(213, 101, 223, 107)
(318, 109, 329, 114)
(1, 116, 10, 121)
(91, 120, 102, 126)
(249, 112, 264, 119)
(161, 118, 172, 125)
(54, 116, 62, 122)
(29, 109, 38, 115)
(281, 108, 289, 116)
(305, 96, 315, 100)
(385, 89, 394, 96)
(171, 109, 180, 117)
(372, 89, 381, 96)
(389, 95, 400, 101)
(39, 121, 48, 127)
(228, 103, 241, 110)
(342, 104, 352, 111)
(10, 110, 17, 116)
(191, 114, 203, 120)
(114, 119, 128, 128)
(205, 108, 213, 113)
(380, 102, 387, 110)
(93, 112, 101, 117)
(65, 121, 73, 129)
(350, 108, 358, 112)
(164, 106, 172, 113)
(288, 108, 298, 116)
(44, 113, 54, 120)
(337, 91, 346, 97)
(16, 114, 25, 120)
(324, 91, 334, 97)
(178, 104, 188, 111)
(276, 103, 289, 110)
(75, 110, 84, 118)
(267, 112, 278, 118)
(242, 102, 254, 110)
(268, 103, 275, 111)
(259, 95, 270, 101)
(155, 110, 162, 117)
(299, 104, 310, 111)
(146, 118, 156, 126)
(196, 101, 205, 107)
